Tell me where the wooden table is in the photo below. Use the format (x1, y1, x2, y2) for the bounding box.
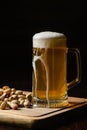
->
(0, 96, 87, 130)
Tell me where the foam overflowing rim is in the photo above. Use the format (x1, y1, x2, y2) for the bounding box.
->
(33, 31, 67, 48)
(33, 31, 66, 39)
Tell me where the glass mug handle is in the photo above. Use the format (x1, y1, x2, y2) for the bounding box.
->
(67, 48, 81, 89)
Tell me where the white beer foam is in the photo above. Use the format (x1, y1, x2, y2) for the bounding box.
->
(33, 31, 67, 48)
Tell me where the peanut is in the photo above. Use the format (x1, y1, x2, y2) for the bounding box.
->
(15, 90, 23, 95)
(7, 101, 18, 110)
(0, 89, 3, 95)
(24, 99, 31, 108)
(0, 101, 7, 110)
(0, 86, 32, 110)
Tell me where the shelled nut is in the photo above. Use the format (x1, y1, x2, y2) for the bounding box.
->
(0, 86, 32, 110)
(7, 101, 18, 110)
(0, 101, 7, 110)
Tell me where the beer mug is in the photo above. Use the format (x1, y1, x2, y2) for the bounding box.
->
(32, 31, 81, 108)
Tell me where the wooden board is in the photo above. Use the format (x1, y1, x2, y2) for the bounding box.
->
(0, 96, 87, 129)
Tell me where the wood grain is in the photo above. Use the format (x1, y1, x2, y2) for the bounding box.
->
(0, 96, 87, 129)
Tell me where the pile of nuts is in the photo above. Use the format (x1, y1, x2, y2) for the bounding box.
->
(0, 86, 32, 110)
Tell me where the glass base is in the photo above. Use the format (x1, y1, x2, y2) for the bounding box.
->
(32, 97, 68, 108)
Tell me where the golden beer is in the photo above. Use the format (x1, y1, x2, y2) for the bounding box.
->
(32, 31, 81, 108)
(33, 47, 67, 99)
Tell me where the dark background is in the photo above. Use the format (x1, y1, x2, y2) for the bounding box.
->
(0, 1, 87, 97)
